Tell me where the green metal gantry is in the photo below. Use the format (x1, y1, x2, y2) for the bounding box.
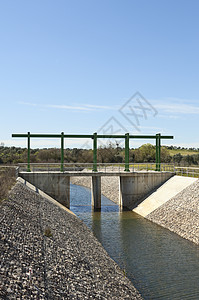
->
(12, 132, 173, 172)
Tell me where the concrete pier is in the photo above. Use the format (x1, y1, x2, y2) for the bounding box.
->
(91, 176, 101, 209)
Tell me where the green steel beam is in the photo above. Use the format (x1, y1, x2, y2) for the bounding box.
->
(92, 133, 97, 172)
(97, 134, 172, 139)
(12, 134, 92, 138)
(61, 132, 64, 172)
(129, 135, 173, 139)
(63, 135, 92, 138)
(124, 133, 130, 172)
(12, 133, 174, 139)
(12, 134, 62, 138)
(12, 132, 174, 173)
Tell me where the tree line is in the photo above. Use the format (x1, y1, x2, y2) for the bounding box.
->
(0, 144, 199, 166)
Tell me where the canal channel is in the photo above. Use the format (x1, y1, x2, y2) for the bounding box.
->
(70, 183, 199, 299)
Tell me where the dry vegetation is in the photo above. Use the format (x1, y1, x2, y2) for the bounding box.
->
(0, 167, 16, 202)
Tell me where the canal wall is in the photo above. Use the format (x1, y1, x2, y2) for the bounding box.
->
(133, 176, 197, 216)
(71, 175, 199, 245)
(19, 172, 70, 208)
(119, 172, 173, 209)
(70, 171, 173, 209)
(0, 179, 142, 299)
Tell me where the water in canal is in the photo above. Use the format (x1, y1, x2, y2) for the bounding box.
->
(70, 184, 199, 299)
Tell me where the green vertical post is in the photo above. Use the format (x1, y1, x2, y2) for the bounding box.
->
(27, 132, 31, 172)
(156, 133, 161, 171)
(93, 132, 97, 172)
(155, 134, 158, 170)
(158, 133, 161, 171)
(124, 133, 130, 172)
(61, 132, 64, 172)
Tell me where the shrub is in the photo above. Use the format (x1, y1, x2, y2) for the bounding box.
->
(0, 167, 16, 202)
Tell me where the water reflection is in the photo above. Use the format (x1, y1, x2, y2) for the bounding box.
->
(91, 210, 102, 242)
(70, 184, 199, 299)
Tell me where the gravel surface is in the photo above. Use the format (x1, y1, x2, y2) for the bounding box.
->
(0, 181, 142, 299)
(146, 179, 199, 245)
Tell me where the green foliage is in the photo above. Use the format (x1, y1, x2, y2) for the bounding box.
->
(44, 227, 53, 237)
(122, 268, 127, 277)
(0, 144, 198, 166)
(0, 167, 16, 202)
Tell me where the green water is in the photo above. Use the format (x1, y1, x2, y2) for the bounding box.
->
(70, 184, 199, 299)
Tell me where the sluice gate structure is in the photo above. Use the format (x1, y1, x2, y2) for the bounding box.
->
(12, 132, 174, 210)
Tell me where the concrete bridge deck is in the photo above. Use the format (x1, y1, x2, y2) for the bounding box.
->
(19, 170, 173, 176)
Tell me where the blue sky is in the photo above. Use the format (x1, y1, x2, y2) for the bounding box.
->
(1, 0, 199, 149)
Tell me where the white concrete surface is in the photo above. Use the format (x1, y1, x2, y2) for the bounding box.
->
(133, 176, 198, 217)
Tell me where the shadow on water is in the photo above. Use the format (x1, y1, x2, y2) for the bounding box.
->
(70, 184, 199, 299)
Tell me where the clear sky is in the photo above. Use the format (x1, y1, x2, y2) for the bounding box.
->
(1, 0, 199, 149)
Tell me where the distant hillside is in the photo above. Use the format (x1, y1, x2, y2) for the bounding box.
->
(167, 148, 199, 156)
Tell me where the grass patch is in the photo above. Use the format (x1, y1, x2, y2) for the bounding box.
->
(168, 149, 199, 156)
(0, 167, 16, 202)
(44, 227, 53, 237)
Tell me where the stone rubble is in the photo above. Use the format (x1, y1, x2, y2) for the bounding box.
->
(146, 179, 199, 245)
(0, 181, 142, 299)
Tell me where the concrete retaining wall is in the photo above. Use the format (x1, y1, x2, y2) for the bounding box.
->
(120, 172, 174, 210)
(20, 172, 70, 208)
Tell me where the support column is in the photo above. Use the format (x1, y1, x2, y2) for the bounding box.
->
(124, 133, 130, 172)
(27, 132, 31, 172)
(156, 133, 161, 171)
(159, 134, 161, 171)
(61, 132, 64, 172)
(91, 176, 101, 209)
(155, 134, 158, 171)
(92, 132, 98, 172)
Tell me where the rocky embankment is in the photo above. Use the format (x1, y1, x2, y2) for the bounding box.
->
(71, 176, 199, 245)
(0, 181, 142, 299)
(146, 179, 199, 245)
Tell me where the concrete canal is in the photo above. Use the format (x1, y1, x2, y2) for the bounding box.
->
(70, 183, 199, 299)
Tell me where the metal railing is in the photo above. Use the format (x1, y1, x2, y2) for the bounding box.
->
(174, 167, 199, 178)
(17, 162, 176, 174)
(12, 132, 174, 172)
